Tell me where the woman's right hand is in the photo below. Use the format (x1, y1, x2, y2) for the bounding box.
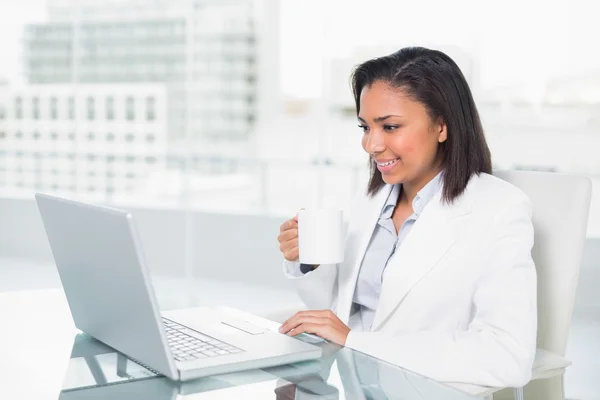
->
(278, 214, 299, 262)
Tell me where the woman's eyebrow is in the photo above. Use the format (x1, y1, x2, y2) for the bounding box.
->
(358, 115, 402, 123)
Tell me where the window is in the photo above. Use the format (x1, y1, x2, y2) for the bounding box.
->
(106, 96, 115, 120)
(87, 132, 95, 141)
(125, 133, 135, 142)
(146, 96, 156, 121)
(87, 96, 95, 120)
(15, 96, 23, 119)
(106, 133, 115, 142)
(51, 132, 59, 140)
(0, 104, 5, 120)
(68, 96, 75, 120)
(68, 132, 75, 141)
(0, 131, 5, 140)
(33, 131, 41, 140)
(15, 131, 23, 139)
(126, 96, 135, 120)
(50, 97, 58, 119)
(32, 97, 40, 119)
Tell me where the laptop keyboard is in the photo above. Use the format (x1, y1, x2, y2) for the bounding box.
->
(162, 317, 244, 362)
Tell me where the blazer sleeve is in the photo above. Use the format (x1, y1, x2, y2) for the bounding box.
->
(282, 259, 338, 310)
(344, 193, 537, 388)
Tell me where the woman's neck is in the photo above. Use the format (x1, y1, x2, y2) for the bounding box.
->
(399, 167, 443, 206)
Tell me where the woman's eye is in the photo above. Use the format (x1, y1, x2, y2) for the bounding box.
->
(383, 125, 399, 132)
(358, 124, 369, 133)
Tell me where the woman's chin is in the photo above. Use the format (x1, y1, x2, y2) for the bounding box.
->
(381, 173, 404, 185)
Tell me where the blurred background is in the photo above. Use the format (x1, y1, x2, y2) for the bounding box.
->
(0, 0, 599, 398)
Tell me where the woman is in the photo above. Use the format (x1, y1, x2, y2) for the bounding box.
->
(276, 47, 536, 388)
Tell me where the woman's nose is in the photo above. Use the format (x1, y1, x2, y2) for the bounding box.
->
(365, 129, 385, 154)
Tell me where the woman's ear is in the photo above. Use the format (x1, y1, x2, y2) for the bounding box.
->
(437, 119, 448, 143)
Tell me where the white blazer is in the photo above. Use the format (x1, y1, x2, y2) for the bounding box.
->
(284, 173, 537, 388)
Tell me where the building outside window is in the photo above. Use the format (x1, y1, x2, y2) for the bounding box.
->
(68, 96, 75, 120)
(50, 97, 58, 119)
(32, 97, 40, 119)
(106, 96, 115, 120)
(126, 96, 135, 120)
(146, 96, 155, 121)
(87, 96, 95, 120)
(15, 96, 23, 119)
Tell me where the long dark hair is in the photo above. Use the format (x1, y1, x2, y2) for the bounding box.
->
(351, 46, 491, 203)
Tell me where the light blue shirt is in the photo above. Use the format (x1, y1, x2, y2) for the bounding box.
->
(353, 172, 443, 331)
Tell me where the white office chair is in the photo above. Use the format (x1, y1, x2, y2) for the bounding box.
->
(493, 170, 592, 400)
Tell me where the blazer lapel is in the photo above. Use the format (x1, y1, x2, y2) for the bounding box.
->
(370, 191, 472, 331)
(337, 184, 393, 324)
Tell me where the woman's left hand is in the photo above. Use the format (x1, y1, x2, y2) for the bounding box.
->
(279, 310, 350, 345)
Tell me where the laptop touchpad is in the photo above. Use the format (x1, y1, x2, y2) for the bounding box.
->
(220, 318, 266, 335)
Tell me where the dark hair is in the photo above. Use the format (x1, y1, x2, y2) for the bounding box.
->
(351, 46, 491, 203)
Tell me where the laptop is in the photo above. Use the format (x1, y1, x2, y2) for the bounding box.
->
(35, 193, 322, 382)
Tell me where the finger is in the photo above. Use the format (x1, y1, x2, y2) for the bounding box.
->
(283, 246, 298, 262)
(281, 310, 323, 328)
(277, 230, 290, 244)
(280, 219, 293, 233)
(295, 311, 338, 329)
(279, 229, 298, 242)
(279, 220, 289, 233)
(288, 323, 323, 337)
(280, 316, 329, 334)
(283, 219, 298, 231)
(280, 239, 298, 255)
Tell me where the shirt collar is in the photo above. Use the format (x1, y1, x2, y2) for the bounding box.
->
(380, 171, 444, 219)
(412, 171, 444, 216)
(380, 183, 401, 219)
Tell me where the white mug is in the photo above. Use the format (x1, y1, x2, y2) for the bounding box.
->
(297, 209, 344, 265)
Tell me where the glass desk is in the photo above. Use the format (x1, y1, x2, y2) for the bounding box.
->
(0, 288, 498, 399)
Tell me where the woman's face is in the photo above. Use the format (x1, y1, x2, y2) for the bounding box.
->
(359, 80, 447, 187)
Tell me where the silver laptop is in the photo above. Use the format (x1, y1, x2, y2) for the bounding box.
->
(35, 193, 322, 381)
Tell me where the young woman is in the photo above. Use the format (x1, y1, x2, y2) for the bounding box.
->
(277, 47, 536, 387)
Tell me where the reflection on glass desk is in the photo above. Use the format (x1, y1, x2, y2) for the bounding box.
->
(0, 288, 498, 399)
(59, 333, 482, 399)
